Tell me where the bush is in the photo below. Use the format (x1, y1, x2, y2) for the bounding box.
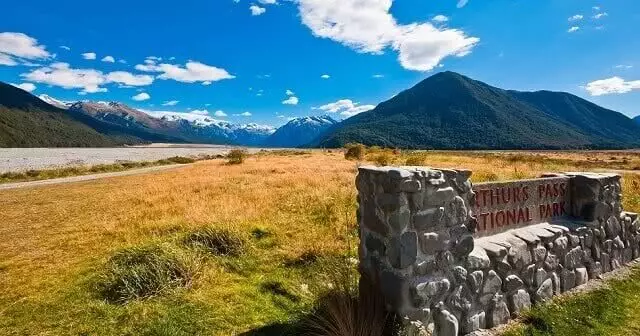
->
(166, 156, 196, 164)
(184, 227, 246, 256)
(227, 149, 248, 165)
(97, 245, 195, 303)
(372, 153, 393, 166)
(344, 143, 366, 161)
(405, 155, 425, 166)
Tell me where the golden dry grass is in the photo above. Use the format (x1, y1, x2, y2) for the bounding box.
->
(2, 150, 640, 335)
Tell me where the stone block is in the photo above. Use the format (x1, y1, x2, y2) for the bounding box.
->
(467, 245, 491, 270)
(504, 274, 525, 293)
(535, 278, 553, 302)
(413, 207, 444, 231)
(508, 289, 531, 317)
(433, 305, 459, 336)
(388, 206, 411, 233)
(463, 311, 486, 334)
(575, 267, 588, 286)
(488, 295, 510, 328)
(561, 268, 576, 292)
(419, 231, 449, 255)
(482, 270, 502, 296)
(388, 231, 418, 269)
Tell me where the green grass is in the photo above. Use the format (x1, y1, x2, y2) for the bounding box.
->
(0, 156, 199, 184)
(503, 266, 640, 336)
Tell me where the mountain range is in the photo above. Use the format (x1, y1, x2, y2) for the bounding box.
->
(2, 71, 640, 149)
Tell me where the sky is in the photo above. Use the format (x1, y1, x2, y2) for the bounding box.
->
(1, 0, 639, 127)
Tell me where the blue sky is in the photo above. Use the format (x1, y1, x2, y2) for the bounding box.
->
(1, 0, 639, 126)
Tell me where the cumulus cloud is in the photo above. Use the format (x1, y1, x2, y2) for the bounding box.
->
(82, 52, 96, 60)
(258, 0, 277, 4)
(132, 92, 151, 101)
(134, 59, 235, 84)
(234, 112, 252, 116)
(615, 65, 633, 69)
(22, 62, 107, 93)
(317, 98, 375, 117)
(432, 15, 449, 23)
(214, 110, 227, 117)
(373, 74, 384, 78)
(585, 77, 640, 96)
(297, 0, 478, 71)
(568, 26, 579, 33)
(282, 96, 299, 105)
(101, 55, 115, 63)
(457, 0, 469, 8)
(286, 89, 294, 95)
(250, 5, 266, 15)
(321, 74, 330, 79)
(568, 14, 583, 22)
(162, 100, 179, 106)
(593, 12, 608, 19)
(106, 71, 154, 86)
(0, 32, 50, 66)
(190, 109, 209, 115)
(10, 82, 36, 92)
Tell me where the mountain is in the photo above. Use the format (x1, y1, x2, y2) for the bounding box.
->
(265, 115, 338, 147)
(0, 82, 138, 147)
(315, 71, 640, 149)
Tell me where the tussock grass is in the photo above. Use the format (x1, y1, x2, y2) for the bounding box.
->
(184, 227, 246, 257)
(96, 244, 197, 304)
(344, 143, 366, 160)
(227, 149, 249, 164)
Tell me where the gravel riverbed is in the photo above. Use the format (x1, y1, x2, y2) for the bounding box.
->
(0, 144, 268, 172)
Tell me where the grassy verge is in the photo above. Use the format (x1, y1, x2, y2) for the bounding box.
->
(502, 265, 640, 336)
(0, 156, 201, 184)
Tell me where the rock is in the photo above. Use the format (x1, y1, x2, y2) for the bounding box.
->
(436, 251, 455, 270)
(401, 179, 422, 193)
(416, 278, 451, 303)
(533, 246, 547, 263)
(388, 206, 411, 232)
(452, 266, 468, 284)
(452, 235, 474, 258)
(534, 268, 548, 287)
(380, 270, 407, 307)
(427, 187, 456, 206)
(521, 264, 536, 286)
(467, 271, 484, 294)
(464, 311, 486, 334)
(575, 267, 588, 286)
(504, 275, 524, 293)
(433, 304, 459, 336)
(505, 235, 532, 270)
(419, 231, 449, 255)
(388, 168, 412, 180)
(568, 234, 580, 247)
(482, 270, 502, 295)
(527, 227, 556, 242)
(551, 271, 560, 295)
(414, 207, 444, 231)
(477, 240, 508, 259)
(448, 285, 472, 314)
(513, 229, 541, 245)
(535, 278, 553, 302)
(601, 253, 611, 273)
(488, 295, 510, 328)
(494, 258, 513, 278)
(362, 202, 389, 235)
(508, 289, 531, 316)
(364, 233, 386, 256)
(467, 245, 491, 270)
(544, 253, 559, 271)
(554, 236, 569, 252)
(605, 216, 621, 239)
(561, 268, 576, 292)
(588, 261, 602, 279)
(388, 231, 418, 269)
(564, 246, 583, 270)
(378, 193, 408, 212)
(415, 259, 437, 276)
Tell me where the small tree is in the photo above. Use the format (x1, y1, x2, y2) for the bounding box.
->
(227, 149, 248, 165)
(344, 143, 366, 161)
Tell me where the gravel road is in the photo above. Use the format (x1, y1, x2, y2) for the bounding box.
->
(0, 144, 267, 173)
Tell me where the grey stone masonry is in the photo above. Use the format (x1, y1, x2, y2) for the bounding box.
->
(356, 166, 639, 336)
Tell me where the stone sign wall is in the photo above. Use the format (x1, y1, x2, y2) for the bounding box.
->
(472, 177, 571, 236)
(356, 166, 640, 336)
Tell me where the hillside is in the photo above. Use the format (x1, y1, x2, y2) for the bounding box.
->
(315, 72, 640, 149)
(0, 82, 123, 147)
(265, 115, 338, 147)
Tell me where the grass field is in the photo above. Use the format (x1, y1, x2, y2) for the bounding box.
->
(2, 149, 640, 336)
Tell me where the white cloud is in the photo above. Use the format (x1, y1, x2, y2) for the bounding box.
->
(132, 92, 151, 101)
(373, 74, 384, 78)
(317, 98, 375, 117)
(568, 14, 583, 22)
(432, 15, 449, 23)
(286, 89, 295, 95)
(234, 112, 252, 117)
(321, 74, 330, 79)
(106, 71, 154, 86)
(0, 32, 50, 66)
(585, 77, 640, 96)
(101, 55, 115, 63)
(190, 109, 209, 115)
(282, 96, 299, 105)
(22, 62, 107, 94)
(568, 26, 580, 33)
(615, 64, 633, 69)
(135, 60, 234, 84)
(10, 82, 36, 92)
(258, 0, 277, 4)
(250, 5, 266, 15)
(162, 100, 179, 106)
(60, 45, 71, 51)
(118, 59, 127, 64)
(82, 52, 96, 60)
(593, 12, 608, 19)
(297, 0, 479, 71)
(214, 110, 227, 117)
(593, 6, 600, 11)
(456, 0, 468, 8)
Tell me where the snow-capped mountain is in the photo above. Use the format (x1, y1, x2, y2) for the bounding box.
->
(264, 115, 339, 147)
(38, 94, 73, 109)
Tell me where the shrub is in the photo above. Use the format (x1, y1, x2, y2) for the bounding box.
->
(184, 227, 246, 256)
(344, 143, 366, 161)
(227, 149, 248, 165)
(372, 153, 393, 166)
(96, 245, 195, 303)
(166, 156, 196, 164)
(404, 155, 425, 166)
